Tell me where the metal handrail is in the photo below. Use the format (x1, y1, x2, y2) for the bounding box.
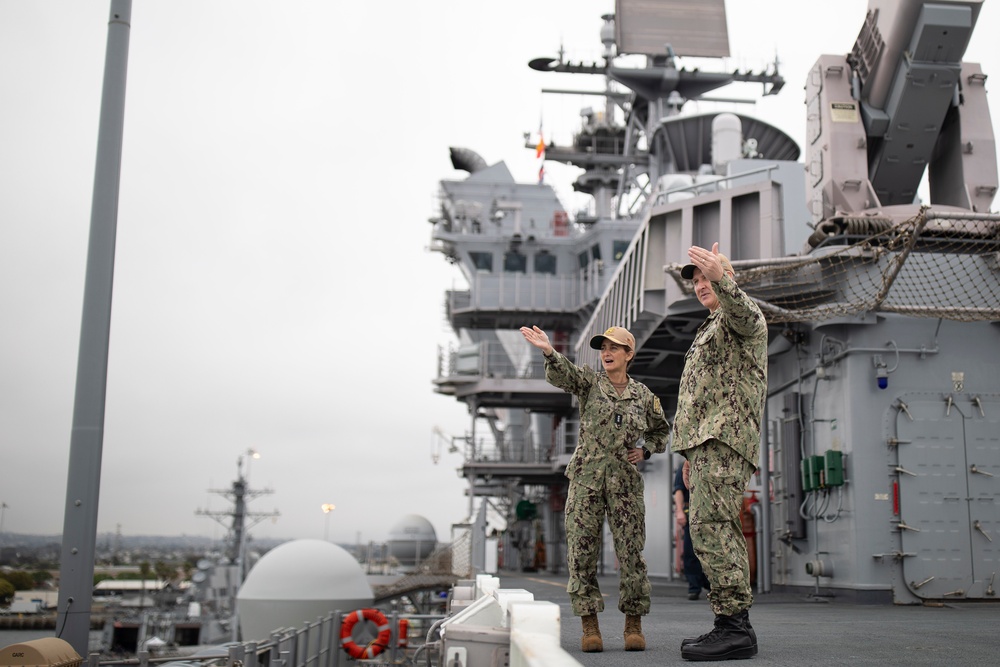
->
(90, 609, 446, 667)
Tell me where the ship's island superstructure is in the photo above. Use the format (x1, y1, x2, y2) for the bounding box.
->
(429, 0, 999, 604)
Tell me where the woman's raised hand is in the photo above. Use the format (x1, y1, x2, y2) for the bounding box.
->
(519, 325, 553, 355)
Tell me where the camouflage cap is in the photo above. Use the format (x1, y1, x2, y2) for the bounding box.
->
(681, 253, 734, 279)
(589, 326, 635, 350)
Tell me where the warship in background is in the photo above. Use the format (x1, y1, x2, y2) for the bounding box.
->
(96, 459, 455, 657)
(430, 0, 999, 604)
(99, 452, 280, 654)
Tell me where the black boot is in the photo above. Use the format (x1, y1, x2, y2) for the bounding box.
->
(682, 609, 757, 651)
(738, 609, 758, 654)
(681, 612, 755, 661)
(681, 614, 720, 648)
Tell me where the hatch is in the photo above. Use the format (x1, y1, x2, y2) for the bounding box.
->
(894, 393, 1000, 600)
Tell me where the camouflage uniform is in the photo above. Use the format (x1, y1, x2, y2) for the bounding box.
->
(545, 350, 670, 616)
(671, 273, 767, 617)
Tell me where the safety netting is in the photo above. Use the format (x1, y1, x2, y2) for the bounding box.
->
(670, 207, 1000, 324)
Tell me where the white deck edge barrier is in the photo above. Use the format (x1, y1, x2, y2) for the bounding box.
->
(509, 600, 583, 667)
(441, 574, 583, 666)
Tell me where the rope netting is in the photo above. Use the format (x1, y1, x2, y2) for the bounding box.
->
(669, 208, 1000, 324)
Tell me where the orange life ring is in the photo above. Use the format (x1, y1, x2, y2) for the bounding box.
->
(397, 618, 409, 648)
(340, 608, 391, 660)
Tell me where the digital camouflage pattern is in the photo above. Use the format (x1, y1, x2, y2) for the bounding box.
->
(687, 439, 755, 616)
(544, 350, 670, 616)
(546, 352, 670, 491)
(565, 482, 652, 615)
(672, 272, 767, 617)
(671, 273, 767, 469)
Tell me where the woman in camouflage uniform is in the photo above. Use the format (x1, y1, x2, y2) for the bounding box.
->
(520, 324, 670, 653)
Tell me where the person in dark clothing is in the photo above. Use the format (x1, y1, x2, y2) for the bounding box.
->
(673, 462, 711, 600)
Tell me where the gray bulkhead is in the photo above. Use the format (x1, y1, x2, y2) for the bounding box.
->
(766, 316, 1000, 602)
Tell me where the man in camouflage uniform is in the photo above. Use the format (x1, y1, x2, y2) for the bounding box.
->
(671, 243, 767, 661)
(520, 324, 670, 653)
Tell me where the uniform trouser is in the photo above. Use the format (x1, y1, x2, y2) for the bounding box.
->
(564, 480, 651, 616)
(684, 438, 754, 616)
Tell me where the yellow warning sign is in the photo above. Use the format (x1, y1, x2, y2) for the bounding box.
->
(830, 102, 859, 123)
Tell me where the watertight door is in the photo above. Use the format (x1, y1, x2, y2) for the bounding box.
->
(895, 394, 1000, 600)
(963, 395, 1000, 597)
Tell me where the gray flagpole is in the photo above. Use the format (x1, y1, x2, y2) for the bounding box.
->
(56, 0, 132, 655)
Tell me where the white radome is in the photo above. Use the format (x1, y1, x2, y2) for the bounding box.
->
(387, 514, 438, 570)
(237, 539, 373, 641)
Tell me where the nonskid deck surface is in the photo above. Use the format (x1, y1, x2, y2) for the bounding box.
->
(499, 573, 1000, 666)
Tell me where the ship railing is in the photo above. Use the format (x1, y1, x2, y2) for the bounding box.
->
(438, 340, 548, 381)
(559, 418, 577, 457)
(258, 610, 445, 667)
(486, 340, 543, 380)
(88, 612, 575, 667)
(466, 434, 549, 465)
(445, 263, 605, 317)
(577, 162, 793, 367)
(649, 163, 781, 208)
(575, 210, 651, 369)
(89, 575, 585, 667)
(88, 610, 444, 667)
(458, 415, 573, 471)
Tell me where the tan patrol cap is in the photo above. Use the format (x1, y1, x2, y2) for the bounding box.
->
(589, 326, 635, 350)
(681, 253, 734, 279)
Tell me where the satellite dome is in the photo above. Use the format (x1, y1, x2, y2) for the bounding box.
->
(237, 539, 373, 641)
(387, 514, 438, 572)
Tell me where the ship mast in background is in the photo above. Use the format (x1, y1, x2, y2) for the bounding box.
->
(196, 449, 280, 584)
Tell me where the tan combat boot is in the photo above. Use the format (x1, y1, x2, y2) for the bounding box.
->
(580, 614, 603, 652)
(624, 614, 646, 651)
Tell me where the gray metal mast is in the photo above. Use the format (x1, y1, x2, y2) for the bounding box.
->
(56, 0, 132, 655)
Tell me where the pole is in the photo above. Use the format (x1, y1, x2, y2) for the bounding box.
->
(231, 466, 247, 642)
(0, 502, 7, 563)
(760, 405, 772, 593)
(56, 1, 131, 655)
(322, 504, 336, 541)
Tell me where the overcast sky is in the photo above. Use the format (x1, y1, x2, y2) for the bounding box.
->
(1, 1, 997, 547)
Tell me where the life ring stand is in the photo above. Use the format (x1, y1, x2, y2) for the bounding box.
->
(340, 608, 391, 660)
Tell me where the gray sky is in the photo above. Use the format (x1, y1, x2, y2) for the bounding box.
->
(1, 0, 998, 546)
